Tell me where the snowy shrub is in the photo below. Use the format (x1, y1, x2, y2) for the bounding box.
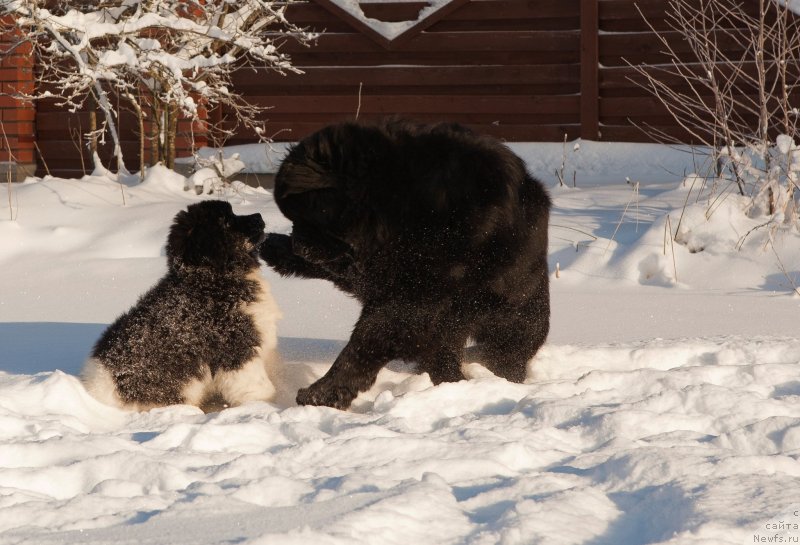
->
(629, 0, 800, 232)
(0, 0, 315, 174)
(189, 152, 247, 194)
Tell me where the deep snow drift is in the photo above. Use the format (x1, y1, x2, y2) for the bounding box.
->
(0, 142, 799, 545)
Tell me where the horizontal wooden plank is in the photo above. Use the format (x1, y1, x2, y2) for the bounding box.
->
(236, 112, 581, 127)
(603, 124, 798, 148)
(602, 122, 800, 144)
(599, 0, 672, 30)
(600, 96, 679, 117)
(232, 64, 581, 88)
(599, 39, 751, 67)
(599, 123, 702, 144)
(247, 95, 581, 115)
(286, 0, 579, 24)
(600, 0, 761, 21)
(601, 93, 800, 118)
(287, 49, 579, 66)
(602, 115, 688, 126)
(283, 2, 344, 24)
(432, 0, 580, 31)
(599, 18, 671, 33)
(600, 63, 800, 96)
(450, 0, 580, 20)
(281, 30, 580, 54)
(601, 65, 689, 90)
(433, 16, 578, 32)
(284, 1, 580, 33)
(36, 116, 143, 140)
(235, 84, 580, 97)
(35, 140, 140, 162)
(224, 121, 583, 145)
(600, 30, 750, 62)
(36, 110, 92, 125)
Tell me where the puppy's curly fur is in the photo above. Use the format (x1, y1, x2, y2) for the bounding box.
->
(262, 120, 550, 410)
(82, 200, 281, 412)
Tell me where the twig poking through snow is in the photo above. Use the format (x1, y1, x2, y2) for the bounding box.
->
(770, 241, 800, 296)
(605, 180, 640, 255)
(667, 214, 678, 283)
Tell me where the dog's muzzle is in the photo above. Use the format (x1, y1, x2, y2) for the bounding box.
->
(237, 213, 267, 245)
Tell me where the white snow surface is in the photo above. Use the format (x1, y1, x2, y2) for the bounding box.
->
(1, 142, 799, 545)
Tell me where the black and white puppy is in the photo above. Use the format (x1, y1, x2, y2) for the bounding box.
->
(82, 200, 281, 412)
(262, 120, 550, 410)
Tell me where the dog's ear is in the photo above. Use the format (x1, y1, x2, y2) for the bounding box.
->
(166, 202, 234, 270)
(275, 156, 346, 227)
(275, 158, 337, 198)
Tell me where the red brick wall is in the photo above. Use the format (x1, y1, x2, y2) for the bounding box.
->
(0, 17, 35, 173)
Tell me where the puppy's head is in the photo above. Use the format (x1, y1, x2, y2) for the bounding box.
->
(167, 200, 266, 273)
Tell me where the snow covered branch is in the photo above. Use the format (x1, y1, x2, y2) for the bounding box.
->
(0, 0, 316, 174)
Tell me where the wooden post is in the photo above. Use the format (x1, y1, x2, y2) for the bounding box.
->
(580, 0, 600, 140)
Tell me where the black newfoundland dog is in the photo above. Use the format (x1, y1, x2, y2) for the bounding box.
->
(262, 120, 550, 410)
(82, 200, 282, 412)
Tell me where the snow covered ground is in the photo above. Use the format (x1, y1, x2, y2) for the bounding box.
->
(0, 142, 799, 544)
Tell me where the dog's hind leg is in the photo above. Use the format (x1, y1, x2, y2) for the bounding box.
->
(413, 320, 470, 385)
(472, 295, 550, 384)
(417, 344, 466, 385)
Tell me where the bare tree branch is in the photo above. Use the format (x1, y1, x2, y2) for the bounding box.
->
(628, 0, 800, 223)
(0, 0, 316, 174)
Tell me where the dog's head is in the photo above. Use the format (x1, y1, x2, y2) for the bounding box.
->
(274, 152, 348, 232)
(273, 125, 388, 263)
(166, 200, 266, 273)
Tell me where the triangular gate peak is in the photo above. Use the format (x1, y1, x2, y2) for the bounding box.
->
(314, 0, 469, 49)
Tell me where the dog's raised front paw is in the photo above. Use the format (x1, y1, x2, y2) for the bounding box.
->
(259, 233, 293, 266)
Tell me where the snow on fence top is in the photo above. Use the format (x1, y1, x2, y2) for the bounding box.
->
(327, 0, 454, 40)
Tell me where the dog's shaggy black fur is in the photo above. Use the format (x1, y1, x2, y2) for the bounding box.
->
(261, 120, 551, 410)
(82, 200, 281, 411)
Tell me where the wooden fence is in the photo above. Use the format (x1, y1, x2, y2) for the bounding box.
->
(226, 0, 588, 145)
(2, 0, 772, 176)
(221, 0, 716, 146)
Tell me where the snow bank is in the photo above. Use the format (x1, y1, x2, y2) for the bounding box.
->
(1, 146, 799, 544)
(188, 140, 701, 183)
(0, 338, 799, 544)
